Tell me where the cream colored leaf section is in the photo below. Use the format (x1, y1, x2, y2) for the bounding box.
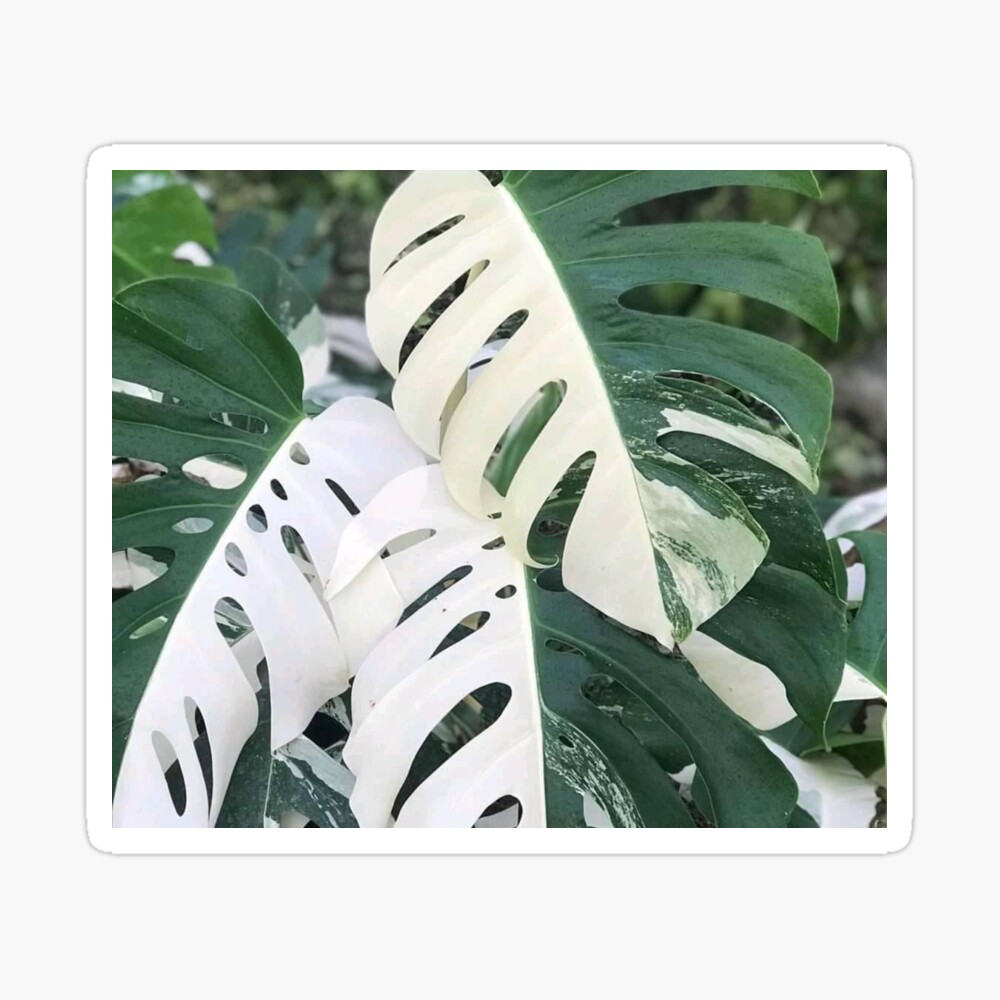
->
(325, 464, 547, 828)
(113, 398, 425, 828)
(658, 404, 817, 491)
(366, 170, 767, 645)
(680, 631, 883, 731)
(761, 738, 879, 828)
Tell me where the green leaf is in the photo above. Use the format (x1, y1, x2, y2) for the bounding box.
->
(275, 204, 321, 261)
(237, 247, 315, 335)
(366, 170, 839, 647)
(843, 530, 887, 692)
(787, 805, 820, 828)
(807, 733, 885, 777)
(236, 247, 331, 400)
(533, 583, 796, 827)
(112, 186, 234, 294)
(699, 564, 848, 739)
(765, 701, 863, 756)
(218, 206, 332, 302)
(112, 169, 178, 206)
(216, 210, 269, 268)
(829, 539, 849, 599)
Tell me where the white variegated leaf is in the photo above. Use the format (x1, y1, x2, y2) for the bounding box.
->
(325, 464, 800, 829)
(366, 170, 838, 645)
(325, 465, 548, 828)
(113, 398, 424, 827)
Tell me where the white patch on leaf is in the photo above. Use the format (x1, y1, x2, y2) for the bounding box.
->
(634, 471, 767, 628)
(659, 405, 817, 491)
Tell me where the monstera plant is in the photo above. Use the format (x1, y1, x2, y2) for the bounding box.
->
(111, 169, 887, 829)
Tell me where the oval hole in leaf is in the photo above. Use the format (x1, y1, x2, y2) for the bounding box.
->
(495, 585, 517, 599)
(468, 310, 531, 374)
(489, 308, 529, 343)
(151, 731, 186, 816)
(325, 479, 359, 514)
(246, 504, 268, 533)
(112, 458, 168, 484)
(281, 525, 323, 598)
(214, 596, 250, 645)
(270, 479, 287, 500)
(399, 566, 473, 624)
(184, 698, 213, 809)
(385, 214, 465, 274)
(486, 378, 566, 497)
(214, 597, 261, 690)
(224, 542, 247, 576)
(382, 528, 436, 559)
(430, 611, 491, 658)
(209, 412, 268, 435)
(171, 517, 213, 534)
(392, 682, 513, 820)
(182, 454, 248, 489)
(289, 442, 310, 465)
(113, 547, 173, 595)
(398, 260, 490, 372)
(302, 710, 350, 750)
(129, 614, 169, 640)
(473, 795, 523, 828)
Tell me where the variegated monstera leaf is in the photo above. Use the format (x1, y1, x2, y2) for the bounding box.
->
(366, 170, 841, 648)
(326, 465, 801, 828)
(112, 278, 424, 827)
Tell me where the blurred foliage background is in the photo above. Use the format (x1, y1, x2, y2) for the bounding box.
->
(186, 169, 887, 497)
